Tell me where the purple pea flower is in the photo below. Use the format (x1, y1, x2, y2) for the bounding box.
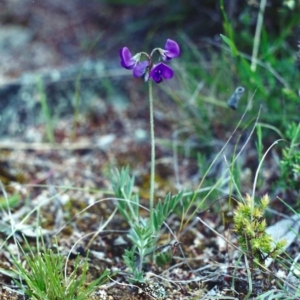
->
(149, 63, 173, 84)
(119, 47, 137, 69)
(133, 60, 149, 78)
(119, 38, 179, 83)
(161, 39, 180, 61)
(119, 47, 149, 78)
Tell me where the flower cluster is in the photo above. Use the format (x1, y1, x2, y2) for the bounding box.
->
(119, 39, 180, 83)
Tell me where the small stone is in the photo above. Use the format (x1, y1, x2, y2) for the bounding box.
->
(143, 281, 167, 300)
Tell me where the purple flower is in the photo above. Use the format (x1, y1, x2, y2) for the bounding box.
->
(133, 60, 149, 78)
(161, 39, 180, 61)
(119, 47, 137, 69)
(120, 47, 150, 78)
(149, 63, 173, 84)
(119, 39, 179, 83)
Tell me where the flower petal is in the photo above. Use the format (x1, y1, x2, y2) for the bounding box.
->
(159, 63, 174, 79)
(150, 63, 173, 83)
(119, 47, 136, 69)
(133, 60, 149, 78)
(163, 39, 180, 60)
(151, 69, 163, 83)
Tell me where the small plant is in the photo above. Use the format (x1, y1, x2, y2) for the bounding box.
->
(280, 122, 300, 191)
(234, 194, 287, 268)
(111, 167, 139, 225)
(122, 221, 153, 283)
(113, 39, 180, 283)
(11, 236, 109, 300)
(119, 38, 180, 211)
(112, 167, 182, 282)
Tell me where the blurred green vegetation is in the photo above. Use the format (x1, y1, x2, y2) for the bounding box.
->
(99, 1, 299, 138)
(107, 1, 300, 196)
(99, 1, 300, 194)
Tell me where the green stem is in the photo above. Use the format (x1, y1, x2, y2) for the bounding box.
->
(37, 77, 54, 144)
(251, 0, 267, 72)
(148, 80, 155, 219)
(72, 72, 81, 141)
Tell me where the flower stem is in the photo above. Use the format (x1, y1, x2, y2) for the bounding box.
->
(148, 80, 155, 218)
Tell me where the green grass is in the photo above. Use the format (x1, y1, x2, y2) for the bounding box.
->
(11, 236, 109, 300)
(158, 1, 300, 198)
(36, 77, 55, 144)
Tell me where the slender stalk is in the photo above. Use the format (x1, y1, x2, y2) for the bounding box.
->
(251, 0, 267, 72)
(37, 77, 54, 144)
(148, 80, 155, 218)
(72, 73, 81, 141)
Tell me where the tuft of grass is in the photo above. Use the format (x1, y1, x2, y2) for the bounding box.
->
(11, 236, 110, 300)
(36, 77, 55, 144)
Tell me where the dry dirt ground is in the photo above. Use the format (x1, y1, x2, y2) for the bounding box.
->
(2, 103, 296, 300)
